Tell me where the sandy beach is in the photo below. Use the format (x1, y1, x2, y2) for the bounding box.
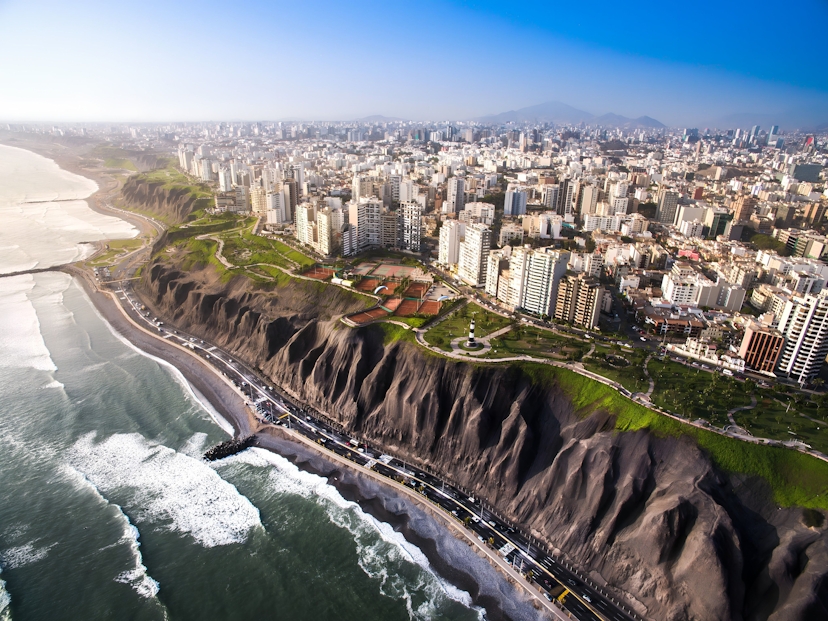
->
(0, 137, 563, 621)
(62, 263, 560, 621)
(0, 134, 565, 621)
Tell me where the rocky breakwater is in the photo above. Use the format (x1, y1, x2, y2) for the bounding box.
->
(141, 260, 828, 621)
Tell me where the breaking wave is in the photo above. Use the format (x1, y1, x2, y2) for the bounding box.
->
(219, 448, 483, 621)
(67, 432, 262, 547)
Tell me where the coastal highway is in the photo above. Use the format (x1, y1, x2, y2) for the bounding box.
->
(114, 281, 642, 621)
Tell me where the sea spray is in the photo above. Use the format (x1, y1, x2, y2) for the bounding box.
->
(0, 570, 10, 621)
(216, 448, 484, 621)
(67, 432, 262, 547)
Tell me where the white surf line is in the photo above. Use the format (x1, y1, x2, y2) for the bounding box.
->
(74, 275, 241, 437)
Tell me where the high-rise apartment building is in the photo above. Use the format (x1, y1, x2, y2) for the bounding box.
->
(504, 186, 527, 216)
(219, 167, 233, 192)
(283, 179, 298, 223)
(655, 187, 679, 224)
(554, 274, 604, 329)
(250, 186, 267, 215)
(295, 203, 317, 247)
(400, 201, 423, 251)
(738, 323, 784, 374)
(265, 188, 290, 225)
(445, 178, 465, 214)
(733, 194, 758, 222)
(557, 179, 578, 216)
(352, 174, 374, 202)
(380, 210, 400, 249)
(520, 249, 570, 316)
(542, 184, 559, 211)
(457, 223, 492, 286)
(348, 198, 381, 252)
(438, 220, 465, 266)
(776, 291, 828, 384)
(578, 185, 600, 216)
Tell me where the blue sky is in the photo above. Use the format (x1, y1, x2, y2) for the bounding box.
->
(0, 0, 825, 127)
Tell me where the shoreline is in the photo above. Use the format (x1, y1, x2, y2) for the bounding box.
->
(66, 263, 560, 621)
(1, 139, 567, 620)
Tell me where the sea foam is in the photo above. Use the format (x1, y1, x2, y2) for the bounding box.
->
(0, 571, 10, 621)
(219, 448, 482, 620)
(0, 276, 57, 372)
(0, 542, 54, 571)
(0, 145, 137, 275)
(61, 466, 162, 600)
(67, 432, 262, 547)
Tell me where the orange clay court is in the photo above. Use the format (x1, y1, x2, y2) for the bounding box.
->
(394, 299, 420, 316)
(355, 278, 381, 292)
(403, 282, 429, 298)
(348, 307, 390, 324)
(418, 300, 441, 315)
(302, 267, 334, 280)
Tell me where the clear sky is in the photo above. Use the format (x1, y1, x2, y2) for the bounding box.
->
(0, 0, 826, 128)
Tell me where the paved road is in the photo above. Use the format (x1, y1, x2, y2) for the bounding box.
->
(112, 280, 644, 621)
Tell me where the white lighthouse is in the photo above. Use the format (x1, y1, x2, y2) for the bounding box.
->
(467, 315, 476, 346)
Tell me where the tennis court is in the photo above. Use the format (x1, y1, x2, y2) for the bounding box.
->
(302, 266, 334, 280)
(348, 307, 391, 325)
(371, 264, 416, 279)
(403, 282, 429, 298)
(355, 278, 382, 292)
(418, 300, 441, 315)
(353, 263, 377, 275)
(394, 299, 420, 316)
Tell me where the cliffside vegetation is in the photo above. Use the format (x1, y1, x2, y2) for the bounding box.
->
(526, 363, 828, 510)
(119, 174, 828, 620)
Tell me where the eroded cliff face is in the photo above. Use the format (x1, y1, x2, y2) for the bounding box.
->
(140, 261, 828, 621)
(120, 176, 208, 223)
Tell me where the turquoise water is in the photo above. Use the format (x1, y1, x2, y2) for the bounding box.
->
(0, 147, 484, 621)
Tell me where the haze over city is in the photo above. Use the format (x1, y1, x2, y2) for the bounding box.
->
(0, 0, 826, 127)
(2, 2, 828, 621)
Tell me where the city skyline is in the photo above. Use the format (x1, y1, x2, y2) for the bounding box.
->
(0, 0, 826, 128)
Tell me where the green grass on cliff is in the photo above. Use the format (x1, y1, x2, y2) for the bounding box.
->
(104, 158, 137, 170)
(136, 166, 213, 200)
(521, 362, 828, 511)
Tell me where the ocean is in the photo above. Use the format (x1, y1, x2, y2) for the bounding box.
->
(0, 146, 485, 621)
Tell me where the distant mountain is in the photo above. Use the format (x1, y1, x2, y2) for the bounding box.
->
(355, 114, 406, 123)
(475, 101, 665, 128)
(593, 113, 630, 126)
(631, 115, 666, 129)
(476, 101, 593, 125)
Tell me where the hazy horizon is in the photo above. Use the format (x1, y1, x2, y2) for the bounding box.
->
(1, 0, 826, 129)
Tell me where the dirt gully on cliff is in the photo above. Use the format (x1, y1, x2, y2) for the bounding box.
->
(140, 260, 828, 621)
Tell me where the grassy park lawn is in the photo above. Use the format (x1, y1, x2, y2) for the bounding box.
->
(424, 303, 511, 351)
(271, 239, 316, 268)
(486, 325, 590, 361)
(648, 357, 751, 427)
(382, 316, 428, 328)
(732, 392, 828, 455)
(88, 237, 145, 266)
(222, 231, 295, 270)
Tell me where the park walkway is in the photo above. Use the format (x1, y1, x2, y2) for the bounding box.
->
(449, 325, 513, 356)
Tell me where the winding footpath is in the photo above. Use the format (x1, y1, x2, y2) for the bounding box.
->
(410, 306, 828, 465)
